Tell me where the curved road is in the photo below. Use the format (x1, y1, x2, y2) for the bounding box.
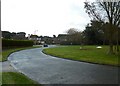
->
(8, 45, 118, 84)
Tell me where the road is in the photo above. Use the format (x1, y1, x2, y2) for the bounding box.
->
(8, 45, 119, 84)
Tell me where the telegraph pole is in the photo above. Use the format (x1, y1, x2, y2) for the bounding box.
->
(34, 30, 38, 35)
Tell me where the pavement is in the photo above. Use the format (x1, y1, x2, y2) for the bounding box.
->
(1, 61, 17, 72)
(7, 45, 119, 84)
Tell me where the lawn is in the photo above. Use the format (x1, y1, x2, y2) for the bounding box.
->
(43, 45, 119, 66)
(2, 72, 38, 84)
(1, 46, 41, 62)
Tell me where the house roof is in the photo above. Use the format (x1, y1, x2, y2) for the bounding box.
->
(30, 35, 38, 38)
(58, 34, 68, 38)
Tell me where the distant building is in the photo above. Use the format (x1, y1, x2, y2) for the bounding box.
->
(28, 34, 69, 45)
(41, 36, 53, 44)
(52, 37, 59, 44)
(28, 34, 41, 45)
(57, 34, 68, 43)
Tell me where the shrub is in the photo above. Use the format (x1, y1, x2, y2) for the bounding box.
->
(2, 39, 34, 47)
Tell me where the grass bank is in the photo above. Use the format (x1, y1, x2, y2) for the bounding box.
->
(43, 45, 119, 66)
(1, 46, 41, 62)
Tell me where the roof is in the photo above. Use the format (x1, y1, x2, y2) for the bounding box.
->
(57, 34, 68, 38)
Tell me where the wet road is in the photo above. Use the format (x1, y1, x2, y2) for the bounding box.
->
(8, 45, 118, 84)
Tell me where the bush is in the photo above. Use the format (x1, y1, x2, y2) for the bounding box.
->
(2, 39, 34, 47)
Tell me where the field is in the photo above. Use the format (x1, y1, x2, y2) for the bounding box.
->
(43, 45, 119, 66)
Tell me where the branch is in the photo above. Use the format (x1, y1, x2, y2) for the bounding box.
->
(99, 2, 112, 23)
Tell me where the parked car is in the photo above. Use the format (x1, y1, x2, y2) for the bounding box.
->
(43, 44, 48, 47)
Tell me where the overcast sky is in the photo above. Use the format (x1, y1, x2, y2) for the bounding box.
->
(2, 0, 91, 37)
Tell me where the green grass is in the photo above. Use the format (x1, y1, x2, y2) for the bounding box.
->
(2, 72, 38, 84)
(0, 72, 2, 85)
(1, 46, 41, 62)
(43, 45, 119, 66)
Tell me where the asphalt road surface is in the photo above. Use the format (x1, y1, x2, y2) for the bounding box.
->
(8, 45, 119, 84)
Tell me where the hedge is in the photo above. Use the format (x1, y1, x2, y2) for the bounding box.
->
(2, 39, 34, 47)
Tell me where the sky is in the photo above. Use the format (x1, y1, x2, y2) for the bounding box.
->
(1, 0, 91, 37)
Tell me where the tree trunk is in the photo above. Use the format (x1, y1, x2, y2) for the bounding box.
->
(108, 38, 114, 54)
(107, 24, 114, 54)
(108, 44, 114, 54)
(116, 43, 119, 52)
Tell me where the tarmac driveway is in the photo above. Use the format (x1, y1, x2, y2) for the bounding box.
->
(8, 45, 119, 84)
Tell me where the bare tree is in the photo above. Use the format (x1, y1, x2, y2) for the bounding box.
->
(66, 28, 78, 35)
(66, 28, 82, 45)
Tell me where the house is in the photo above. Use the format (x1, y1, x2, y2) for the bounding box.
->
(28, 34, 41, 45)
(41, 36, 53, 44)
(57, 34, 68, 43)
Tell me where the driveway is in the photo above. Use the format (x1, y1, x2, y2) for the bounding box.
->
(8, 45, 119, 84)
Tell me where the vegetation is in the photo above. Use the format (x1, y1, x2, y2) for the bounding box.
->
(84, 1, 120, 54)
(43, 46, 119, 66)
(1, 46, 41, 61)
(2, 72, 38, 84)
(83, 21, 105, 45)
(2, 31, 26, 40)
(64, 28, 82, 45)
(2, 39, 34, 47)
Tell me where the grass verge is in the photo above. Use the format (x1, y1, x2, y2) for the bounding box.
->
(2, 72, 38, 84)
(43, 45, 119, 66)
(1, 46, 41, 62)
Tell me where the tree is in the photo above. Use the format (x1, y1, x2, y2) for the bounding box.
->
(66, 28, 82, 45)
(11, 32, 16, 38)
(66, 28, 78, 35)
(84, 1, 120, 54)
(53, 35, 56, 38)
(83, 21, 104, 45)
(17, 32, 26, 37)
(2, 31, 11, 39)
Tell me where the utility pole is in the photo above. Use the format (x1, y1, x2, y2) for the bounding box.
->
(34, 30, 38, 35)
(33, 30, 38, 45)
